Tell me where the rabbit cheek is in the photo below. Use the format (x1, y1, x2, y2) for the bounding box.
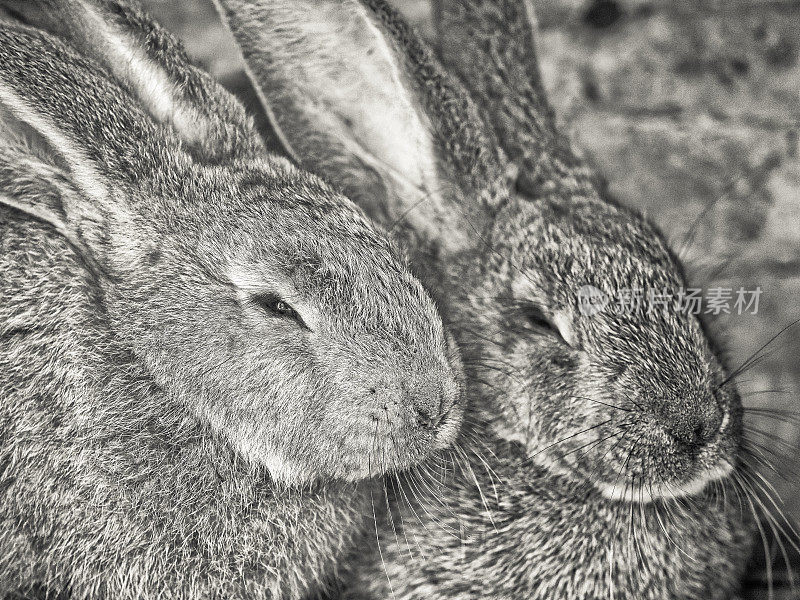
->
(144, 310, 330, 485)
(483, 337, 579, 457)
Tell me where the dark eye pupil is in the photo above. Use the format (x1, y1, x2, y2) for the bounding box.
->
(522, 304, 555, 331)
(252, 293, 304, 326)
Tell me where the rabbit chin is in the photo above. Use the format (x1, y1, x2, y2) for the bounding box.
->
(526, 446, 734, 504)
(235, 415, 462, 487)
(233, 444, 375, 487)
(593, 463, 734, 503)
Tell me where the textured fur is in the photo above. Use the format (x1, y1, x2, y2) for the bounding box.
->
(215, 0, 756, 597)
(0, 3, 466, 597)
(341, 436, 752, 599)
(0, 213, 368, 597)
(210, 0, 511, 282)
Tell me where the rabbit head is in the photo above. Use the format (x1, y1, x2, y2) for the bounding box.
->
(0, 3, 464, 486)
(476, 191, 740, 502)
(212, 0, 745, 502)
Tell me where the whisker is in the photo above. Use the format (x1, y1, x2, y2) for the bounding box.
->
(531, 419, 615, 460)
(718, 317, 800, 390)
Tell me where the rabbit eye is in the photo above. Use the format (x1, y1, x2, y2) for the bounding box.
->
(522, 304, 553, 330)
(252, 292, 308, 329)
(520, 303, 573, 346)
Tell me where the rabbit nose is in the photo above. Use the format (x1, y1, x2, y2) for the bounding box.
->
(660, 399, 723, 448)
(415, 406, 442, 429)
(408, 377, 446, 429)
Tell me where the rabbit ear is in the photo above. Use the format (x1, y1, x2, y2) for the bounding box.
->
(0, 146, 109, 277)
(432, 0, 594, 196)
(213, 0, 511, 252)
(0, 22, 183, 271)
(1, 0, 264, 164)
(0, 147, 72, 239)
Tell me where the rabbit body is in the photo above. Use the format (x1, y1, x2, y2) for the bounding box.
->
(0, 212, 367, 599)
(340, 435, 753, 600)
(0, 3, 465, 597)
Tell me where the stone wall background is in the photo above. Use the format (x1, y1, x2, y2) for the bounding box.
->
(141, 0, 800, 593)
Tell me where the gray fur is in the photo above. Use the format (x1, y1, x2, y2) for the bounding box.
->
(342, 435, 753, 599)
(209, 0, 512, 272)
(215, 0, 756, 597)
(0, 3, 465, 597)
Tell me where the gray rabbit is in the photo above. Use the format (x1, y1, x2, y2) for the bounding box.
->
(212, 0, 758, 598)
(0, 1, 465, 597)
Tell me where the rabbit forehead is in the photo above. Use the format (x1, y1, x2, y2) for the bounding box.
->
(227, 263, 302, 300)
(503, 197, 683, 300)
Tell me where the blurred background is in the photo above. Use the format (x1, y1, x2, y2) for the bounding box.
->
(140, 0, 800, 596)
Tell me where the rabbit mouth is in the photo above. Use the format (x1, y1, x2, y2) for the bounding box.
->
(335, 403, 463, 481)
(520, 403, 738, 504)
(525, 443, 733, 504)
(586, 413, 737, 503)
(388, 404, 464, 466)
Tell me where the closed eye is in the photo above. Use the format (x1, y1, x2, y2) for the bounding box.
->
(520, 303, 572, 346)
(522, 303, 553, 330)
(252, 292, 310, 330)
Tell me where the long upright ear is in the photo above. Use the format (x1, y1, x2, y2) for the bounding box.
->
(1, 0, 265, 164)
(0, 22, 189, 270)
(212, 0, 511, 255)
(432, 0, 595, 197)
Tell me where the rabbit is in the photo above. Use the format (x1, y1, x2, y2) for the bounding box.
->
(209, 0, 761, 597)
(0, 2, 467, 598)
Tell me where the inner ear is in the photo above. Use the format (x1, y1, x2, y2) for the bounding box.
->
(298, 2, 436, 191)
(267, 0, 440, 196)
(214, 0, 470, 249)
